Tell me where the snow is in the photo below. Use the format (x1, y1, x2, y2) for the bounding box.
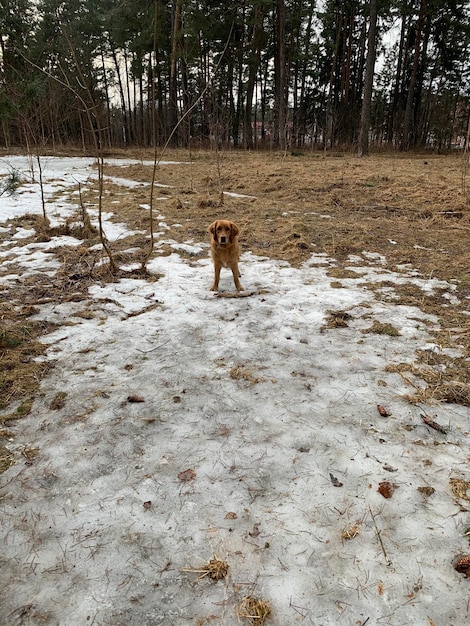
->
(1, 156, 469, 625)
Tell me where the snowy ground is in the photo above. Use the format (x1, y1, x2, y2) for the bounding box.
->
(1, 156, 469, 625)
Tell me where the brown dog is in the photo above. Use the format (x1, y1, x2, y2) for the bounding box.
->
(208, 220, 243, 291)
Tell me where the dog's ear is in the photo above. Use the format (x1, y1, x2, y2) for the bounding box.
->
(208, 221, 217, 238)
(229, 222, 239, 242)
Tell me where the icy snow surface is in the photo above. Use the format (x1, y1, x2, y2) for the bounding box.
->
(1, 156, 469, 625)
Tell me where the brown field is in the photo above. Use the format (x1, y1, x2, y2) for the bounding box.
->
(1, 149, 470, 439)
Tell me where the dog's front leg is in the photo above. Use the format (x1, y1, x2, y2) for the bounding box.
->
(210, 264, 221, 291)
(232, 265, 244, 291)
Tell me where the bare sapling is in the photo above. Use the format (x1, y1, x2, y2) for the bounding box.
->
(56, 9, 118, 274)
(213, 127, 225, 206)
(18, 111, 49, 227)
(76, 181, 97, 238)
(35, 150, 48, 227)
(462, 111, 470, 201)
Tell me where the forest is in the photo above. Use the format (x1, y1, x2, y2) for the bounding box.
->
(1, 0, 470, 153)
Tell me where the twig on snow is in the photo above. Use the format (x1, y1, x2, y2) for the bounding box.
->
(213, 289, 263, 298)
(369, 506, 391, 566)
(420, 413, 448, 435)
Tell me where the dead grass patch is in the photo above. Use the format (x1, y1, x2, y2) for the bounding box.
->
(49, 392, 67, 411)
(362, 320, 400, 336)
(95, 152, 468, 278)
(230, 365, 261, 385)
(433, 382, 470, 406)
(0, 445, 14, 472)
(0, 308, 55, 417)
(327, 267, 365, 279)
(386, 346, 470, 405)
(324, 310, 352, 329)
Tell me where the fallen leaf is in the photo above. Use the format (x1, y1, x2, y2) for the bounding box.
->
(417, 486, 435, 497)
(178, 468, 196, 482)
(377, 404, 390, 417)
(454, 555, 470, 577)
(378, 481, 399, 499)
(330, 473, 343, 487)
(127, 395, 145, 403)
(249, 523, 260, 537)
(421, 414, 447, 435)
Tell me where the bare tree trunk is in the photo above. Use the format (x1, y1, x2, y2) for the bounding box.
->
(111, 49, 128, 145)
(401, 0, 426, 150)
(357, 0, 378, 157)
(169, 0, 182, 145)
(100, 49, 112, 148)
(274, 0, 287, 150)
(124, 51, 134, 143)
(142, 0, 160, 269)
(244, 2, 266, 149)
(325, 11, 343, 149)
(387, 13, 407, 143)
(297, 5, 314, 147)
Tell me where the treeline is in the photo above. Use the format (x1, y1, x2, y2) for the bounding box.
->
(1, 0, 470, 153)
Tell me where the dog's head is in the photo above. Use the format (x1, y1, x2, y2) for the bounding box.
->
(208, 220, 239, 245)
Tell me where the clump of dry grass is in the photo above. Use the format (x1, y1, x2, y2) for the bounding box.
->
(50, 392, 67, 411)
(324, 310, 352, 329)
(182, 555, 229, 581)
(341, 522, 362, 540)
(450, 478, 470, 501)
(237, 596, 271, 625)
(433, 382, 470, 406)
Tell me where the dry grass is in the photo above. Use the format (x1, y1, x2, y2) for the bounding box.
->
(362, 320, 401, 336)
(182, 555, 229, 581)
(237, 595, 271, 625)
(99, 149, 470, 282)
(0, 444, 14, 472)
(0, 307, 55, 417)
(1, 148, 470, 439)
(450, 478, 470, 501)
